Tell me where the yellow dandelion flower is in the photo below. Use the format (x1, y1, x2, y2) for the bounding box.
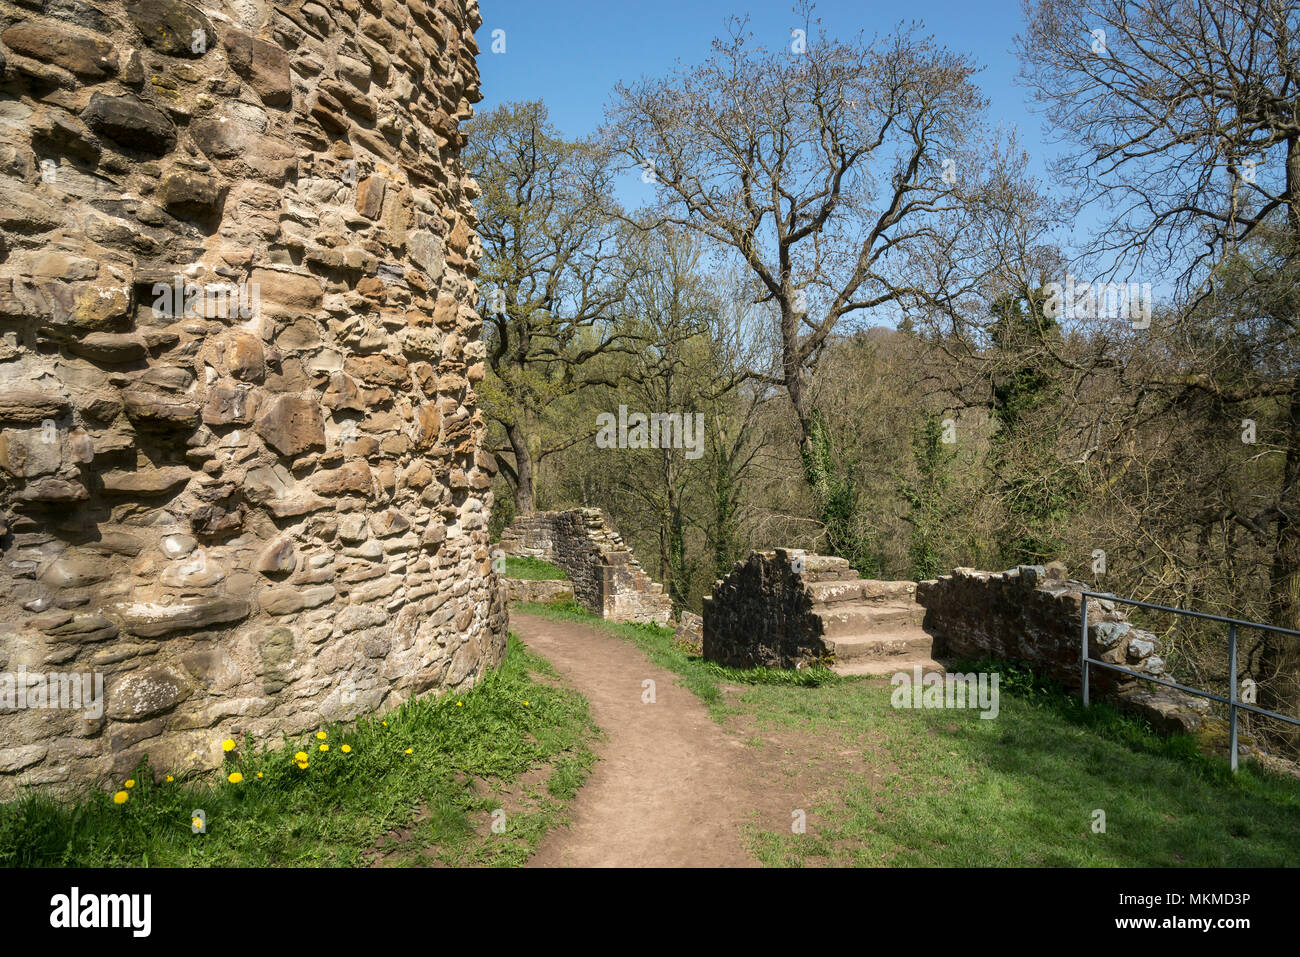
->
(256, 772, 263, 779)
(228, 772, 243, 784)
(113, 791, 128, 804)
(316, 731, 327, 740)
(124, 779, 135, 789)
(221, 739, 236, 752)
(524, 701, 530, 706)
(340, 745, 351, 753)
(404, 748, 413, 755)
(382, 721, 388, 727)
(294, 751, 308, 763)
(319, 744, 329, 752)
(456, 701, 463, 707)
(165, 775, 174, 782)
(296, 760, 309, 769)
(191, 817, 203, 829)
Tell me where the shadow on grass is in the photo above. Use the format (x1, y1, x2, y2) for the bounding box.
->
(771, 658, 1300, 866)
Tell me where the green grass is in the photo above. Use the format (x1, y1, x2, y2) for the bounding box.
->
(0, 636, 598, 868)
(503, 556, 569, 580)
(515, 600, 1300, 867)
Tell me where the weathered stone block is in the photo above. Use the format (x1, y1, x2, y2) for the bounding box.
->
(83, 92, 176, 153)
(105, 596, 250, 638)
(223, 29, 292, 106)
(1, 22, 118, 78)
(125, 0, 213, 58)
(157, 167, 223, 218)
(255, 394, 325, 457)
(106, 665, 191, 720)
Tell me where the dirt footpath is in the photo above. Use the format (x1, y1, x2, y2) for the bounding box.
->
(514, 612, 762, 867)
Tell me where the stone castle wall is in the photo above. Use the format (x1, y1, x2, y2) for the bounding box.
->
(917, 566, 1230, 742)
(499, 508, 673, 625)
(0, 0, 506, 797)
(703, 549, 822, 668)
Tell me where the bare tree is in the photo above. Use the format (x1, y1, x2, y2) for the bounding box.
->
(1017, 0, 1300, 286)
(602, 7, 990, 522)
(1018, 0, 1300, 736)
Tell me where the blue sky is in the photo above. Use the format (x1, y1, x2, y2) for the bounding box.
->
(476, 0, 1059, 189)
(474, 0, 1116, 294)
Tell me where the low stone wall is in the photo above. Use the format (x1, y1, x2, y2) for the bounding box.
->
(504, 578, 572, 604)
(917, 566, 1229, 743)
(498, 508, 672, 624)
(916, 566, 1165, 693)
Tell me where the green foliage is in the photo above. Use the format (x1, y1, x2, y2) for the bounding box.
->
(987, 292, 1080, 566)
(711, 443, 743, 578)
(488, 490, 516, 542)
(800, 409, 879, 577)
(900, 413, 963, 580)
(0, 638, 597, 868)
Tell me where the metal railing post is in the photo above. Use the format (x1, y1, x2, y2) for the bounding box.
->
(1228, 623, 1239, 774)
(1081, 594, 1090, 708)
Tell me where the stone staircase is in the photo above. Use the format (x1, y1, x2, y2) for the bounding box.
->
(796, 554, 942, 676)
(702, 549, 943, 674)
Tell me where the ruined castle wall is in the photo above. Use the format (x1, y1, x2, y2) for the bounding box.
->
(917, 566, 1231, 742)
(0, 0, 506, 797)
(499, 508, 673, 625)
(702, 549, 820, 668)
(915, 566, 1166, 694)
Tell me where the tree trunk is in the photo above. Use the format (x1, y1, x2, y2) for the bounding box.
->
(668, 490, 687, 612)
(781, 305, 816, 461)
(712, 433, 739, 578)
(504, 418, 535, 516)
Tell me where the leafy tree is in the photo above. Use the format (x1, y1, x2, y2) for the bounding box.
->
(466, 101, 631, 514)
(900, 413, 962, 579)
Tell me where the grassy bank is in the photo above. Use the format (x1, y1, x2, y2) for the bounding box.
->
(503, 556, 569, 580)
(0, 636, 597, 868)
(515, 600, 1300, 867)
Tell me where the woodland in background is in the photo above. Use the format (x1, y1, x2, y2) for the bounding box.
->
(467, 0, 1300, 748)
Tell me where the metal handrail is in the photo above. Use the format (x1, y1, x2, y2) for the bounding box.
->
(1080, 591, 1300, 773)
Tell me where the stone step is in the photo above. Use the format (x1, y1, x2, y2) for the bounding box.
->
(833, 654, 944, 677)
(804, 568, 857, 583)
(804, 579, 920, 604)
(804, 579, 871, 603)
(816, 601, 925, 636)
(825, 628, 934, 660)
(796, 554, 855, 582)
(859, 580, 919, 602)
